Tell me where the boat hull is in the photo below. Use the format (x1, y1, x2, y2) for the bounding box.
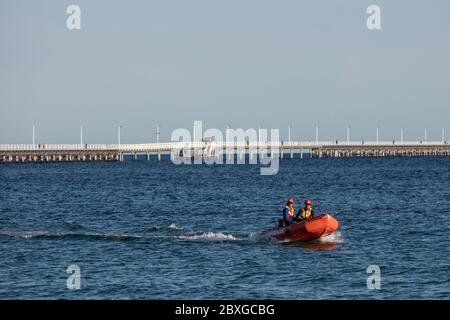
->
(263, 214, 339, 242)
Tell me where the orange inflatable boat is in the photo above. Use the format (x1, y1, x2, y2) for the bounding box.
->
(262, 214, 339, 242)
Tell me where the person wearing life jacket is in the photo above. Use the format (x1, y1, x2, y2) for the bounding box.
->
(281, 197, 295, 226)
(295, 199, 315, 221)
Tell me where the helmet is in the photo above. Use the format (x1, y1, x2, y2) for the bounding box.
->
(304, 199, 312, 205)
(287, 197, 295, 204)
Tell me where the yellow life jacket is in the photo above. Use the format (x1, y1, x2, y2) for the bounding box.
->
(299, 207, 312, 220)
(285, 205, 295, 219)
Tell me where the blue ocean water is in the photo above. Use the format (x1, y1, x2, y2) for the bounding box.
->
(0, 156, 449, 299)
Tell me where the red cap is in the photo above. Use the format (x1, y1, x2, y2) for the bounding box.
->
(304, 199, 312, 205)
(288, 197, 295, 203)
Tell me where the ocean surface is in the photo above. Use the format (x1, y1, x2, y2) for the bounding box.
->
(0, 156, 449, 299)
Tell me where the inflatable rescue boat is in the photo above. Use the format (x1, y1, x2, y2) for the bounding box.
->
(262, 214, 339, 242)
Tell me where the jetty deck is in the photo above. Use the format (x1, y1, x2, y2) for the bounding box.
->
(1, 141, 449, 163)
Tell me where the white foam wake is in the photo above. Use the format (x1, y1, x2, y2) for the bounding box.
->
(168, 223, 183, 230)
(316, 231, 344, 243)
(176, 232, 239, 241)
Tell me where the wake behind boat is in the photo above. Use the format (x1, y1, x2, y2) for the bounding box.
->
(262, 214, 339, 242)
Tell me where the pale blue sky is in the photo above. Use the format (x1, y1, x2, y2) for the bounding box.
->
(1, 0, 449, 144)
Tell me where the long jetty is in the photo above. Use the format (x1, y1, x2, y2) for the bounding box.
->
(0, 141, 449, 163)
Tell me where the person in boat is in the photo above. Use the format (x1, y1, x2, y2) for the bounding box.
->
(281, 197, 295, 226)
(295, 199, 315, 221)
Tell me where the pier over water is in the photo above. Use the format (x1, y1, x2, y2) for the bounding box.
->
(1, 141, 449, 163)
